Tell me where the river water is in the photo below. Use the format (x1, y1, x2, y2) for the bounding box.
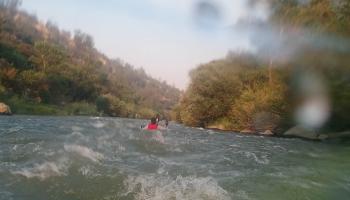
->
(0, 116, 349, 200)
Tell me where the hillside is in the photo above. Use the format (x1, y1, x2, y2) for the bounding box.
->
(0, 0, 181, 118)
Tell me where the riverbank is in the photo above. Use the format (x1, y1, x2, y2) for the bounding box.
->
(0, 95, 164, 119)
(3, 99, 350, 142)
(2, 97, 99, 116)
(206, 124, 350, 141)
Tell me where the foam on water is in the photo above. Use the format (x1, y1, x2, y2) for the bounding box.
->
(78, 165, 94, 177)
(71, 131, 84, 137)
(151, 132, 165, 144)
(71, 126, 83, 132)
(124, 175, 231, 200)
(12, 157, 69, 180)
(3, 127, 23, 135)
(272, 145, 287, 151)
(64, 144, 104, 162)
(91, 121, 105, 128)
(243, 152, 270, 165)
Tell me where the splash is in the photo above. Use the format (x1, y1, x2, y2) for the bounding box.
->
(124, 175, 231, 200)
(12, 158, 68, 180)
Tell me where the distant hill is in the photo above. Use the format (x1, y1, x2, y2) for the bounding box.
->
(0, 0, 181, 118)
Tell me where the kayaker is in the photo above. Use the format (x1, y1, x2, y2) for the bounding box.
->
(146, 117, 158, 130)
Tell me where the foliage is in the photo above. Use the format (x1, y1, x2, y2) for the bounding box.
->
(63, 102, 98, 116)
(0, 83, 5, 94)
(178, 0, 350, 133)
(229, 75, 289, 131)
(0, 43, 30, 69)
(6, 96, 65, 115)
(137, 107, 157, 119)
(179, 54, 291, 132)
(0, 0, 180, 118)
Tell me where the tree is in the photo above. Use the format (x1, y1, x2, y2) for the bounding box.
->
(0, 43, 31, 70)
(0, 0, 21, 11)
(73, 30, 94, 50)
(30, 41, 67, 71)
(17, 70, 47, 101)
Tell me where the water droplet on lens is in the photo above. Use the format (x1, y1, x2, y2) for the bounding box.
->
(194, 0, 222, 29)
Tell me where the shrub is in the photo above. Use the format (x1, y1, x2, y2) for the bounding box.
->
(63, 102, 98, 116)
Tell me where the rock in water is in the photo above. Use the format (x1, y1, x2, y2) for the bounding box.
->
(253, 112, 280, 133)
(283, 125, 327, 140)
(260, 130, 274, 136)
(0, 103, 12, 115)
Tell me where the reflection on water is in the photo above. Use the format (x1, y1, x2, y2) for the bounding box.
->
(0, 116, 349, 200)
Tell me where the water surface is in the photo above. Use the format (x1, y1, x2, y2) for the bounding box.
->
(0, 116, 349, 200)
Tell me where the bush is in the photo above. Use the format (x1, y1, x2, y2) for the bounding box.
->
(6, 96, 65, 115)
(178, 54, 292, 132)
(0, 43, 31, 69)
(96, 96, 110, 114)
(137, 107, 156, 119)
(229, 81, 288, 131)
(63, 102, 98, 116)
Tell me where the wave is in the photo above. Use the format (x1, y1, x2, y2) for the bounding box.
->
(64, 144, 104, 162)
(12, 158, 68, 180)
(2, 127, 24, 135)
(244, 152, 270, 165)
(123, 175, 231, 200)
(91, 121, 105, 128)
(71, 126, 83, 132)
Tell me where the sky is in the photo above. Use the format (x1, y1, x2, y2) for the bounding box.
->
(21, 0, 260, 89)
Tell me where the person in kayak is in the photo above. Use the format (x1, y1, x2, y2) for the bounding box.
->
(146, 117, 158, 130)
(142, 117, 166, 130)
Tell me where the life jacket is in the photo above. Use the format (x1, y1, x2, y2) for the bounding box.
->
(147, 123, 158, 130)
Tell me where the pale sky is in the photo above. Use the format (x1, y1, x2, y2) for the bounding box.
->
(21, 0, 265, 89)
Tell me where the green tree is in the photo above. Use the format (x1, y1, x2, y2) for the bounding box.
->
(30, 41, 67, 71)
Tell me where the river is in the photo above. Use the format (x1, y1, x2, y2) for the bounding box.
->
(0, 116, 349, 200)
